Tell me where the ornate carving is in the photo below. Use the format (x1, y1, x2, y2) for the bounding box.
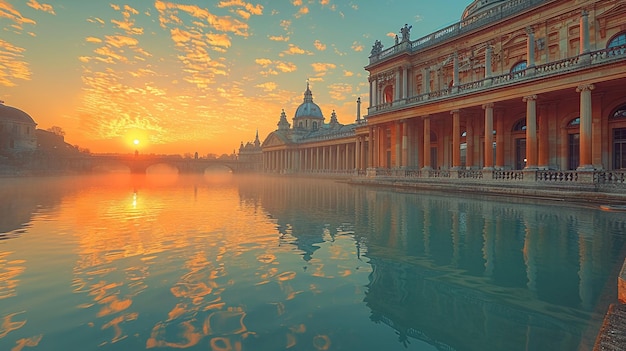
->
(576, 84, 595, 93)
(370, 40, 383, 55)
(523, 95, 537, 102)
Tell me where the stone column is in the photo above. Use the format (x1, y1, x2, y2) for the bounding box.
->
(495, 109, 504, 169)
(355, 137, 361, 171)
(422, 68, 430, 97)
(538, 104, 549, 169)
(369, 76, 377, 108)
(402, 120, 409, 168)
(395, 68, 401, 101)
(466, 117, 474, 169)
(453, 51, 459, 88)
(523, 95, 538, 169)
(402, 66, 408, 99)
(577, 84, 594, 170)
(395, 121, 402, 168)
(580, 10, 590, 55)
(422, 115, 431, 170)
(485, 45, 492, 79)
(368, 126, 374, 168)
(451, 109, 461, 169)
(526, 27, 535, 68)
(483, 103, 494, 169)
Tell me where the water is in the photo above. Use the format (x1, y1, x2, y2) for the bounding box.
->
(0, 173, 625, 351)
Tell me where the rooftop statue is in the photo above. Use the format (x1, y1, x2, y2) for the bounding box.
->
(400, 23, 412, 42)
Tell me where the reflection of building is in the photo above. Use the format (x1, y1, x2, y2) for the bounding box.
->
(259, 0, 626, 190)
(0, 102, 37, 154)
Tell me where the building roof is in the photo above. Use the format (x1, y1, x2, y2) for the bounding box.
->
(0, 102, 36, 125)
(462, 0, 506, 20)
(294, 82, 324, 120)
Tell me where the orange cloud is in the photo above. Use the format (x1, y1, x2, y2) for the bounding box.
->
(328, 82, 352, 100)
(0, 1, 36, 30)
(268, 35, 289, 42)
(314, 40, 326, 51)
(280, 44, 310, 56)
(351, 41, 363, 52)
(0, 39, 31, 86)
(27, 0, 55, 15)
(311, 62, 336, 74)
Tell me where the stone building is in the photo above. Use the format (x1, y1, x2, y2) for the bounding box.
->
(0, 102, 37, 154)
(259, 0, 626, 190)
(262, 82, 364, 174)
(361, 0, 626, 175)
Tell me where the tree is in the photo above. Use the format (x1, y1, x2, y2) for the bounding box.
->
(47, 126, 65, 137)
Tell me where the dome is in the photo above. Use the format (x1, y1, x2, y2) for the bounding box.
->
(294, 83, 324, 120)
(462, 0, 506, 20)
(0, 102, 36, 125)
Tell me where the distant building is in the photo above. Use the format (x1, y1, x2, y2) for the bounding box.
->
(237, 130, 263, 171)
(0, 102, 37, 154)
(261, 82, 363, 174)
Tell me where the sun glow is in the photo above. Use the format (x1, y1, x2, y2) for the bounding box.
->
(134, 139, 140, 145)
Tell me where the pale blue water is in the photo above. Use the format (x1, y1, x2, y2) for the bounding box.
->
(0, 173, 624, 351)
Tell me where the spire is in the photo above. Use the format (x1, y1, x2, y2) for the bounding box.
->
(277, 109, 291, 131)
(303, 79, 313, 103)
(254, 129, 260, 147)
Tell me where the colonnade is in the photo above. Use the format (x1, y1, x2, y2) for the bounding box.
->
(264, 140, 367, 173)
(366, 83, 596, 171)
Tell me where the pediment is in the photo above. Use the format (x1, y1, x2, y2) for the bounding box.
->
(261, 132, 288, 148)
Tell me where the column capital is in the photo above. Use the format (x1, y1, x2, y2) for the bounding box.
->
(576, 83, 595, 93)
(525, 26, 534, 36)
(450, 109, 460, 115)
(523, 95, 537, 102)
(482, 103, 494, 110)
(422, 114, 430, 120)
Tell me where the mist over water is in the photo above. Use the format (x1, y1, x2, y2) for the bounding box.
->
(0, 173, 624, 351)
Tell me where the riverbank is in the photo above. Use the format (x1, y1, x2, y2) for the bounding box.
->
(348, 176, 626, 206)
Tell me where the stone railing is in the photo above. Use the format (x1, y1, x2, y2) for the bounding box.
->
(458, 169, 483, 179)
(369, 0, 550, 64)
(595, 171, 626, 185)
(537, 170, 578, 182)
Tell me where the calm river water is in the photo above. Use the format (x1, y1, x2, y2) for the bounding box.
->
(0, 173, 625, 351)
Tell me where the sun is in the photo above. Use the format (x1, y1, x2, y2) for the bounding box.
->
(133, 139, 140, 145)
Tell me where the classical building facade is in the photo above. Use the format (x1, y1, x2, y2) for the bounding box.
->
(0, 102, 37, 154)
(262, 83, 364, 174)
(260, 0, 626, 188)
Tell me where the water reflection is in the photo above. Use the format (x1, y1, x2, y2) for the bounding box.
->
(0, 175, 625, 351)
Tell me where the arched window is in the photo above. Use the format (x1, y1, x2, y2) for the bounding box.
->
(383, 85, 394, 103)
(568, 117, 580, 127)
(611, 104, 626, 119)
(312, 121, 318, 130)
(510, 60, 527, 78)
(512, 118, 526, 132)
(608, 32, 626, 48)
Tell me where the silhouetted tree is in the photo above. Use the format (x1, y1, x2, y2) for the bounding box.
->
(47, 126, 65, 137)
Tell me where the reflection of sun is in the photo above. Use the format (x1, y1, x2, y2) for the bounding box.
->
(133, 139, 140, 145)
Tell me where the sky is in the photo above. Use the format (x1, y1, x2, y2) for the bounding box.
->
(1, 0, 470, 156)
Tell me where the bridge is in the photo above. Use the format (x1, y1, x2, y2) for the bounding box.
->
(85, 154, 260, 174)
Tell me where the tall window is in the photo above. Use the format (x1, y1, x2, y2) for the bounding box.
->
(511, 60, 527, 78)
(611, 104, 626, 169)
(567, 118, 580, 170)
(512, 118, 526, 169)
(613, 129, 626, 169)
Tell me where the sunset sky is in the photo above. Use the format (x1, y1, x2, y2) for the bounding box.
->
(2, 0, 469, 156)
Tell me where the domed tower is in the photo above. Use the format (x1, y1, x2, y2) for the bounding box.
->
(293, 82, 324, 131)
(462, 0, 506, 21)
(0, 102, 37, 152)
